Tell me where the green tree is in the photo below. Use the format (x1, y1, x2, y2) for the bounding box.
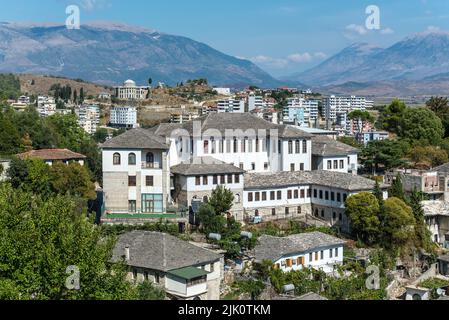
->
(382, 197, 416, 248)
(208, 185, 235, 215)
(361, 140, 409, 174)
(136, 281, 165, 300)
(93, 128, 109, 143)
(426, 96, 449, 137)
(79, 87, 85, 102)
(345, 193, 381, 245)
(0, 184, 137, 300)
(379, 99, 407, 133)
(337, 136, 363, 149)
(373, 180, 384, 206)
(234, 279, 265, 300)
(400, 108, 444, 145)
(389, 174, 405, 201)
(197, 203, 226, 235)
(409, 145, 448, 168)
(50, 162, 96, 200)
(409, 190, 433, 251)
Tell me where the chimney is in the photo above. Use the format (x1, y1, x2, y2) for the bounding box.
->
(124, 246, 130, 262)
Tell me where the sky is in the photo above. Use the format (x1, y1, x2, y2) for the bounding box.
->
(1, 0, 449, 77)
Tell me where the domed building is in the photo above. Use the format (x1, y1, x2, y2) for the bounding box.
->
(114, 79, 150, 100)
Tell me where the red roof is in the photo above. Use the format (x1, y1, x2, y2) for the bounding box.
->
(17, 149, 87, 161)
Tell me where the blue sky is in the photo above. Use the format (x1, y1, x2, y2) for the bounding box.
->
(1, 0, 449, 77)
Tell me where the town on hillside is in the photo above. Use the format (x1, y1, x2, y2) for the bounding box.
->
(1, 72, 449, 302)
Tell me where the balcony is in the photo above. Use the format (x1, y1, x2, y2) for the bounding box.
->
(142, 162, 161, 169)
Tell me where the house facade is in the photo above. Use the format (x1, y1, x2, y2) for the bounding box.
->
(100, 113, 384, 226)
(253, 232, 346, 274)
(112, 231, 223, 300)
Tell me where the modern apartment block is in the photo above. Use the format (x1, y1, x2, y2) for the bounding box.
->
(216, 98, 245, 113)
(100, 113, 385, 231)
(114, 79, 149, 100)
(75, 104, 100, 134)
(109, 106, 138, 129)
(323, 95, 374, 124)
(37, 96, 56, 118)
(248, 93, 263, 111)
(283, 97, 319, 127)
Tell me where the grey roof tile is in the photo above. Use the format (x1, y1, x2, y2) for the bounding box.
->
(254, 232, 346, 263)
(244, 170, 384, 191)
(312, 136, 359, 157)
(101, 128, 169, 150)
(111, 231, 222, 272)
(171, 157, 245, 176)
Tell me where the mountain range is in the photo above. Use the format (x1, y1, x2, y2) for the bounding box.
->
(2, 21, 449, 96)
(282, 31, 449, 96)
(0, 22, 280, 88)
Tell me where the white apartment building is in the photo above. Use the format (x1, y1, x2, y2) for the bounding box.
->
(283, 98, 319, 127)
(76, 104, 100, 135)
(114, 79, 150, 100)
(254, 232, 345, 273)
(100, 113, 385, 230)
(248, 93, 263, 112)
(109, 106, 138, 129)
(216, 98, 245, 113)
(323, 95, 373, 124)
(37, 96, 57, 118)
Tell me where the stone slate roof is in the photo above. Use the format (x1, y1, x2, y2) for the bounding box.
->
(244, 170, 385, 191)
(254, 232, 346, 263)
(101, 128, 169, 150)
(17, 149, 86, 161)
(151, 113, 312, 139)
(111, 231, 222, 272)
(312, 136, 359, 157)
(171, 157, 245, 176)
(422, 201, 449, 217)
(433, 162, 449, 175)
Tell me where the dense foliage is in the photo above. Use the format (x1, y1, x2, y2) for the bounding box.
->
(0, 107, 101, 181)
(198, 186, 258, 258)
(0, 184, 137, 300)
(0, 74, 21, 100)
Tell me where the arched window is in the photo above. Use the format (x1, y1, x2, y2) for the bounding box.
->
(255, 210, 259, 217)
(146, 152, 154, 168)
(235, 194, 241, 204)
(321, 210, 325, 218)
(128, 153, 136, 165)
(113, 153, 121, 165)
(203, 196, 209, 203)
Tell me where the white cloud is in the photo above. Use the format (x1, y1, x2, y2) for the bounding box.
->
(380, 27, 394, 35)
(314, 52, 328, 59)
(249, 55, 289, 68)
(287, 53, 313, 63)
(427, 25, 441, 32)
(345, 24, 368, 36)
(249, 51, 327, 69)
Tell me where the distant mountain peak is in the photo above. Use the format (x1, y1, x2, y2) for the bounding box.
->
(284, 31, 449, 87)
(0, 21, 280, 88)
(84, 21, 157, 34)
